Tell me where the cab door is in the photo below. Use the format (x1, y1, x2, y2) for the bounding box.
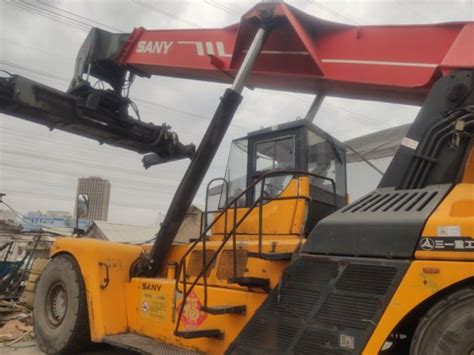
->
(247, 128, 302, 204)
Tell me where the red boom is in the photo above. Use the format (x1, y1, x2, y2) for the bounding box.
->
(117, 3, 473, 105)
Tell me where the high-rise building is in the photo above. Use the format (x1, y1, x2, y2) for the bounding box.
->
(75, 177, 111, 221)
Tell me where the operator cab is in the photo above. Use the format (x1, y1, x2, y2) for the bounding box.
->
(211, 119, 347, 235)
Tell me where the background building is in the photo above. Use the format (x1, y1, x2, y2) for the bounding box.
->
(75, 177, 111, 221)
(86, 205, 202, 244)
(22, 211, 92, 231)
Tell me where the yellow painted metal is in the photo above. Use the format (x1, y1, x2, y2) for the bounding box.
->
(212, 177, 309, 235)
(125, 278, 268, 354)
(51, 175, 472, 354)
(416, 183, 474, 261)
(182, 237, 300, 290)
(363, 260, 474, 354)
(364, 179, 474, 354)
(50, 235, 300, 349)
(45, 174, 336, 353)
(50, 238, 142, 341)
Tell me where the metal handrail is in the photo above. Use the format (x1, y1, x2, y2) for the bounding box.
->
(174, 170, 337, 334)
(202, 177, 229, 308)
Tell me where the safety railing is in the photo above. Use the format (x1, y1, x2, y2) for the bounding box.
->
(174, 170, 337, 334)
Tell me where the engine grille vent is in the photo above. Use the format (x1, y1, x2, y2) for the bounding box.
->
(285, 258, 338, 290)
(294, 328, 341, 354)
(187, 249, 216, 277)
(233, 317, 299, 353)
(336, 264, 397, 295)
(314, 294, 379, 330)
(342, 189, 439, 214)
(216, 249, 248, 280)
(267, 287, 320, 318)
(304, 185, 450, 258)
(227, 256, 409, 355)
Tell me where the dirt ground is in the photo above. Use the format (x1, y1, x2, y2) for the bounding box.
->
(0, 341, 138, 354)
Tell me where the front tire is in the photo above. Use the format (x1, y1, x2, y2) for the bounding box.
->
(410, 286, 474, 355)
(33, 254, 91, 354)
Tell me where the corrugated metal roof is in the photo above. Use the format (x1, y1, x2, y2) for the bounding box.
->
(344, 124, 410, 163)
(89, 221, 158, 244)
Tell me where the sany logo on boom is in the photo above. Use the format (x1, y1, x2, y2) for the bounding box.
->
(136, 41, 173, 54)
(136, 40, 231, 57)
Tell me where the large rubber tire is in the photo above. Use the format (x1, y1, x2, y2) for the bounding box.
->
(410, 286, 474, 355)
(33, 254, 91, 354)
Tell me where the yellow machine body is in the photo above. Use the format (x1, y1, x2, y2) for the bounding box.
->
(50, 176, 310, 353)
(363, 151, 474, 353)
(48, 143, 473, 354)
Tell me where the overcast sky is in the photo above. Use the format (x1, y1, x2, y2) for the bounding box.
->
(0, 0, 472, 226)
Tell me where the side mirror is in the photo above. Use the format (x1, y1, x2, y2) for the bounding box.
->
(77, 193, 89, 218)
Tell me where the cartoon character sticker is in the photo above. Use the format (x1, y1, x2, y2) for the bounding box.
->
(177, 290, 207, 329)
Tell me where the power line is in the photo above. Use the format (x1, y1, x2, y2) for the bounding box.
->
(0, 133, 227, 176)
(204, 0, 242, 17)
(36, 0, 126, 32)
(308, 0, 360, 25)
(1, 5, 387, 132)
(2, 189, 170, 211)
(2, 39, 75, 61)
(0, 126, 231, 172)
(278, 92, 390, 129)
(0, 147, 223, 191)
(0, 59, 249, 131)
(131, 0, 203, 28)
(6, 1, 90, 32)
(0, 170, 177, 197)
(0, 60, 69, 82)
(393, 0, 434, 23)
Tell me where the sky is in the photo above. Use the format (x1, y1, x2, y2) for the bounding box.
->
(0, 0, 473, 226)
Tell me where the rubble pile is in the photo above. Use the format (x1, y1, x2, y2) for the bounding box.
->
(0, 301, 34, 347)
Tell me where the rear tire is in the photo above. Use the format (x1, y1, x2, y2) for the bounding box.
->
(410, 286, 474, 355)
(33, 254, 91, 354)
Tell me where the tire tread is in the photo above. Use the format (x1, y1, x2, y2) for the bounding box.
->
(410, 285, 474, 355)
(34, 254, 91, 354)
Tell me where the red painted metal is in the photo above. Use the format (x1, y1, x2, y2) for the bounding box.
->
(117, 26, 146, 66)
(119, 3, 473, 104)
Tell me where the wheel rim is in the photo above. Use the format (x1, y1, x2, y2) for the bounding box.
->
(465, 343, 474, 355)
(45, 281, 68, 327)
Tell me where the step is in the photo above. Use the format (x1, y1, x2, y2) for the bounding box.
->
(247, 251, 293, 261)
(175, 329, 224, 339)
(103, 333, 200, 354)
(202, 304, 246, 315)
(228, 277, 271, 292)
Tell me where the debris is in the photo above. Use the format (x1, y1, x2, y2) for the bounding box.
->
(0, 319, 33, 343)
(0, 300, 34, 348)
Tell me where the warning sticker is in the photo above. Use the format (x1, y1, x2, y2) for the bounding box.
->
(140, 283, 168, 322)
(177, 290, 207, 329)
(437, 225, 461, 237)
(340, 334, 355, 350)
(401, 137, 419, 150)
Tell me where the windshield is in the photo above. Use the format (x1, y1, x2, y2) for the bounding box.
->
(254, 135, 295, 200)
(218, 138, 248, 208)
(255, 136, 295, 172)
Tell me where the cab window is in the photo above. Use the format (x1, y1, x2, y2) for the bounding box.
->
(255, 136, 295, 172)
(254, 135, 296, 200)
(219, 138, 248, 208)
(307, 130, 346, 196)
